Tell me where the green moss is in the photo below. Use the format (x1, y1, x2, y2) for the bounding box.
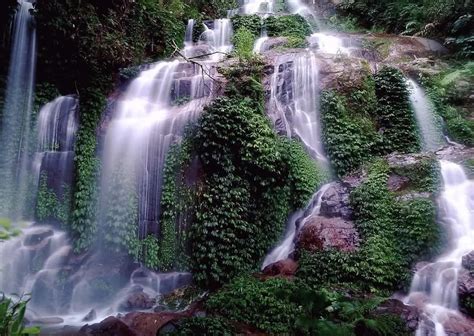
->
(36, 173, 72, 226)
(171, 317, 234, 336)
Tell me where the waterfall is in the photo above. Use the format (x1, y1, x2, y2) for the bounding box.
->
(407, 79, 445, 151)
(242, 0, 274, 14)
(268, 52, 326, 161)
(99, 60, 211, 242)
(406, 161, 474, 335)
(286, 0, 321, 30)
(309, 33, 350, 55)
(0, 0, 37, 219)
(200, 19, 233, 61)
(253, 34, 268, 54)
(263, 183, 331, 268)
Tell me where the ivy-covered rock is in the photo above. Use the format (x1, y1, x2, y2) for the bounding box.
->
(265, 14, 312, 40)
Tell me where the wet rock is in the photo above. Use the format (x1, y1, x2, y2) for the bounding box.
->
(121, 312, 188, 336)
(396, 192, 431, 202)
(443, 312, 474, 336)
(83, 309, 97, 322)
(80, 316, 136, 336)
(463, 251, 474, 271)
(387, 174, 411, 192)
(436, 145, 474, 164)
(458, 268, 474, 318)
(376, 299, 420, 332)
(31, 317, 64, 325)
(296, 216, 359, 252)
(158, 273, 193, 295)
(262, 258, 298, 277)
(24, 228, 54, 246)
(122, 291, 156, 310)
(319, 182, 353, 219)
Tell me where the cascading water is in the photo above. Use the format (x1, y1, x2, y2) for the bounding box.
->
(99, 60, 212, 242)
(200, 19, 233, 61)
(33, 96, 78, 195)
(407, 79, 445, 151)
(263, 183, 331, 268)
(253, 33, 268, 54)
(268, 52, 326, 161)
(242, 0, 274, 14)
(309, 33, 350, 55)
(0, 0, 37, 219)
(287, 0, 321, 29)
(406, 160, 474, 335)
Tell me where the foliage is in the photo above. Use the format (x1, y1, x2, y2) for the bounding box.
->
(233, 27, 255, 61)
(374, 67, 420, 154)
(36, 173, 72, 226)
(0, 295, 40, 336)
(101, 166, 139, 256)
(159, 139, 196, 271)
(390, 155, 441, 193)
(421, 63, 474, 146)
(298, 159, 440, 293)
(230, 15, 261, 37)
(189, 91, 321, 288)
(265, 14, 312, 40)
(338, 0, 473, 57)
(321, 88, 381, 177)
(170, 317, 234, 336)
(285, 36, 308, 48)
(206, 276, 409, 335)
(71, 89, 105, 252)
(206, 277, 302, 334)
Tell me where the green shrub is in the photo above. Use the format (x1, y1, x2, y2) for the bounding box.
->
(265, 14, 312, 40)
(374, 67, 420, 154)
(36, 173, 72, 226)
(233, 27, 255, 61)
(299, 159, 440, 292)
(0, 295, 40, 336)
(206, 276, 302, 334)
(171, 317, 234, 336)
(189, 93, 321, 288)
(231, 15, 261, 37)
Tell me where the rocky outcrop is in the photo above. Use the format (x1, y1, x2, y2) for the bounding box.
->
(121, 312, 189, 336)
(319, 182, 353, 219)
(80, 317, 136, 336)
(376, 299, 420, 333)
(262, 258, 298, 277)
(296, 215, 359, 252)
(463, 251, 474, 271)
(459, 268, 474, 318)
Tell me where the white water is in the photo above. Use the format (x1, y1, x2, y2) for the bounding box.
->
(406, 161, 474, 335)
(0, 0, 37, 219)
(99, 59, 211, 241)
(287, 0, 320, 30)
(407, 79, 445, 152)
(263, 183, 331, 268)
(253, 34, 268, 54)
(269, 52, 326, 161)
(200, 19, 233, 61)
(309, 33, 350, 55)
(242, 0, 274, 14)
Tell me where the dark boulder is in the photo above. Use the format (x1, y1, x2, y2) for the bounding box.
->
(79, 317, 136, 336)
(376, 299, 420, 332)
(458, 268, 474, 318)
(319, 182, 353, 219)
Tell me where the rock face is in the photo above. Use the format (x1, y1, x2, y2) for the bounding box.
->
(121, 290, 156, 311)
(80, 317, 136, 336)
(296, 215, 359, 252)
(376, 299, 420, 333)
(458, 268, 474, 318)
(463, 251, 474, 271)
(262, 258, 298, 277)
(387, 174, 411, 192)
(319, 182, 353, 219)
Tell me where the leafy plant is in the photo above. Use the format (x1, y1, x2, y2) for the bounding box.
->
(0, 295, 40, 336)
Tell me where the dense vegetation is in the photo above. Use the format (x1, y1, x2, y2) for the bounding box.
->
(337, 0, 473, 56)
(322, 67, 420, 177)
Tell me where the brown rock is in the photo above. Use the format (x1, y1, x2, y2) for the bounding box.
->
(80, 316, 136, 336)
(296, 216, 359, 252)
(121, 312, 188, 336)
(122, 291, 156, 310)
(443, 311, 474, 336)
(387, 174, 411, 192)
(262, 258, 298, 277)
(376, 299, 420, 332)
